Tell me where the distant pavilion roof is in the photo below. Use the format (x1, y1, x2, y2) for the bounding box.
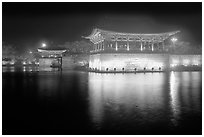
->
(37, 48, 66, 54)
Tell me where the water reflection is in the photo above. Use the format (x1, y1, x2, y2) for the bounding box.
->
(39, 67, 60, 71)
(88, 73, 170, 131)
(3, 66, 40, 72)
(88, 72, 201, 133)
(2, 68, 201, 134)
(169, 72, 180, 126)
(169, 72, 202, 127)
(2, 66, 63, 72)
(3, 66, 16, 72)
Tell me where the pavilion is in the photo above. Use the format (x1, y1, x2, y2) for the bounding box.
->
(84, 28, 180, 53)
(84, 28, 201, 72)
(37, 48, 66, 68)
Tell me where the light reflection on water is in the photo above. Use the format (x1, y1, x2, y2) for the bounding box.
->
(2, 66, 61, 72)
(169, 72, 180, 126)
(88, 73, 169, 130)
(88, 72, 201, 132)
(2, 68, 201, 134)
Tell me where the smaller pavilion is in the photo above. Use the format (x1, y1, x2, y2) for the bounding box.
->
(37, 48, 66, 68)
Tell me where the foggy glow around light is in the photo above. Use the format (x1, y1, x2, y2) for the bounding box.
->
(127, 45, 130, 51)
(171, 37, 178, 42)
(183, 59, 190, 66)
(171, 64, 177, 67)
(192, 59, 200, 65)
(42, 43, 46, 47)
(170, 59, 180, 68)
(172, 59, 179, 64)
(23, 66, 26, 72)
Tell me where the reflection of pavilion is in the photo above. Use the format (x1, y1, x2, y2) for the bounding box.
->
(88, 73, 169, 133)
(37, 48, 66, 68)
(88, 72, 201, 134)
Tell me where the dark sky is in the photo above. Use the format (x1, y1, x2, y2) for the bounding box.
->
(3, 2, 202, 52)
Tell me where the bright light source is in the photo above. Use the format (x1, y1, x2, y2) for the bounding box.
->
(23, 62, 26, 65)
(29, 51, 32, 54)
(170, 64, 177, 68)
(42, 43, 46, 48)
(172, 59, 179, 64)
(10, 62, 15, 65)
(171, 37, 178, 42)
(193, 60, 200, 66)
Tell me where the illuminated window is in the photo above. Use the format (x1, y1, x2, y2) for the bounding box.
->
(183, 59, 190, 66)
(193, 60, 199, 65)
(172, 59, 179, 64)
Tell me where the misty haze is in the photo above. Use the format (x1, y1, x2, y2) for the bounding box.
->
(2, 2, 202, 135)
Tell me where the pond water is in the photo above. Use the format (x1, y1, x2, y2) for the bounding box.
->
(2, 66, 202, 135)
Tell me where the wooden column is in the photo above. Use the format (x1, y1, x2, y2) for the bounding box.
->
(95, 44, 97, 51)
(101, 41, 103, 50)
(140, 41, 143, 51)
(151, 43, 154, 51)
(115, 39, 118, 51)
(127, 38, 129, 51)
(100, 42, 102, 50)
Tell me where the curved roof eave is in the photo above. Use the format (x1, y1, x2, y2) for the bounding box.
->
(37, 48, 67, 53)
(83, 28, 180, 39)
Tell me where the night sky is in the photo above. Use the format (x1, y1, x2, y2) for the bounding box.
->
(3, 2, 202, 53)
